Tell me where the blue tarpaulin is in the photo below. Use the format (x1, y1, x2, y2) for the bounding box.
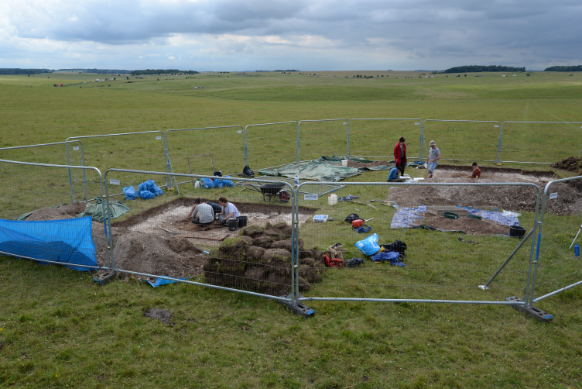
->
(390, 205, 519, 232)
(145, 277, 186, 287)
(0, 216, 97, 272)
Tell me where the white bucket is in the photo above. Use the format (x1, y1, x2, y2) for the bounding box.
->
(341, 160, 348, 167)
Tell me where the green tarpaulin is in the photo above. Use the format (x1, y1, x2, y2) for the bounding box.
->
(258, 155, 394, 182)
(77, 197, 131, 223)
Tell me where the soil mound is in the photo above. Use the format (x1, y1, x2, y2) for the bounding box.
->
(552, 156, 582, 174)
(26, 202, 87, 221)
(202, 222, 325, 296)
(113, 232, 206, 278)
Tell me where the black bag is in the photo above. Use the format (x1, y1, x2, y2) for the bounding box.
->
(344, 213, 360, 223)
(381, 240, 407, 255)
(242, 165, 254, 178)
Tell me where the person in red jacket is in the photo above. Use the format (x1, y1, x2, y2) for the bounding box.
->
(393, 137, 407, 177)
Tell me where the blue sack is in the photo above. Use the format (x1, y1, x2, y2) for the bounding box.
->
(213, 178, 224, 189)
(355, 233, 381, 256)
(222, 176, 235, 187)
(150, 181, 163, 196)
(123, 186, 137, 200)
(139, 190, 155, 200)
(201, 178, 215, 189)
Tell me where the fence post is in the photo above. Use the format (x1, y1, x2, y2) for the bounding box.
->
(346, 119, 351, 159)
(496, 123, 504, 165)
(296, 121, 301, 164)
(103, 170, 116, 271)
(243, 125, 248, 167)
(420, 121, 425, 160)
(523, 187, 541, 306)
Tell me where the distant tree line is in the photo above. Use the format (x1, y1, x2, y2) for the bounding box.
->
(0, 68, 52, 75)
(130, 69, 199, 75)
(59, 68, 132, 74)
(544, 65, 582, 72)
(273, 70, 299, 72)
(441, 65, 526, 73)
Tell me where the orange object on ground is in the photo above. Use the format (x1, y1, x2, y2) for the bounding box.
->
(351, 219, 364, 228)
(324, 255, 344, 268)
(470, 168, 481, 178)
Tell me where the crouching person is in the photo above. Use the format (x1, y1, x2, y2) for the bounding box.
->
(468, 162, 481, 178)
(218, 196, 240, 224)
(188, 198, 215, 226)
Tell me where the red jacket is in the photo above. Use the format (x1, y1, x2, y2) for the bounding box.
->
(394, 143, 407, 165)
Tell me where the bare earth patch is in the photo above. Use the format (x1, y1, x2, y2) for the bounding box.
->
(388, 167, 582, 215)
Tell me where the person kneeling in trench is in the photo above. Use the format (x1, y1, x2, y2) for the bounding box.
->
(188, 198, 215, 226)
(468, 162, 481, 179)
(218, 196, 240, 225)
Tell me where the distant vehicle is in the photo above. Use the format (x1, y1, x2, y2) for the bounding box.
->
(95, 79, 100, 82)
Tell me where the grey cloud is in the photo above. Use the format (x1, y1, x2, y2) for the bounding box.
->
(4, 0, 582, 68)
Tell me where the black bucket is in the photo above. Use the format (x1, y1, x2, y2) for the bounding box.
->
(227, 219, 239, 231)
(510, 225, 526, 238)
(237, 216, 248, 228)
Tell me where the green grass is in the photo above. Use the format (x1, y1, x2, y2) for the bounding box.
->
(1, 71, 582, 387)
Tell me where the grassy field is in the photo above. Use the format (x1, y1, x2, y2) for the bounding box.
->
(1, 71, 582, 388)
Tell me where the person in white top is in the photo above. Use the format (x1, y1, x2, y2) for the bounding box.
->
(426, 140, 441, 179)
(218, 197, 240, 224)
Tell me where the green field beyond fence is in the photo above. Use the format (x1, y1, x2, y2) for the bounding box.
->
(1, 71, 582, 388)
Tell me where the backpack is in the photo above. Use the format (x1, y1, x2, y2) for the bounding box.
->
(344, 213, 360, 223)
(243, 165, 254, 178)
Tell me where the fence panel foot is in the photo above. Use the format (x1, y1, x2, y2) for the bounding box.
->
(506, 296, 553, 322)
(278, 296, 315, 318)
(93, 271, 118, 286)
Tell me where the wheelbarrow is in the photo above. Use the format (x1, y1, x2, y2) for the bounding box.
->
(241, 183, 292, 202)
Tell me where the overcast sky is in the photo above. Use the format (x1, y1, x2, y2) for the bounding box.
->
(2, 0, 582, 71)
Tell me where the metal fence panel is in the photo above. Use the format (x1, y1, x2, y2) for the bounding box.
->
(298, 119, 348, 162)
(422, 120, 502, 163)
(530, 175, 582, 304)
(103, 168, 296, 302)
(348, 118, 423, 160)
(293, 181, 539, 305)
(499, 122, 582, 164)
(244, 121, 298, 170)
(165, 126, 245, 179)
(0, 159, 110, 271)
(66, 131, 169, 200)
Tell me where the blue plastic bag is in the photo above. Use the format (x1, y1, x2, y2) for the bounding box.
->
(139, 190, 155, 200)
(201, 178, 214, 189)
(222, 176, 234, 187)
(123, 186, 137, 200)
(213, 178, 224, 189)
(355, 233, 381, 256)
(151, 182, 163, 196)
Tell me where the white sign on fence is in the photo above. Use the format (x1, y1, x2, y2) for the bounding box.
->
(73, 146, 79, 151)
(237, 130, 242, 133)
(494, 125, 499, 127)
(304, 194, 318, 201)
(415, 122, 420, 125)
(550, 192, 558, 200)
(156, 136, 162, 140)
(110, 179, 120, 185)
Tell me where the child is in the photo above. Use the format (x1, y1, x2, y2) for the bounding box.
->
(468, 162, 481, 179)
